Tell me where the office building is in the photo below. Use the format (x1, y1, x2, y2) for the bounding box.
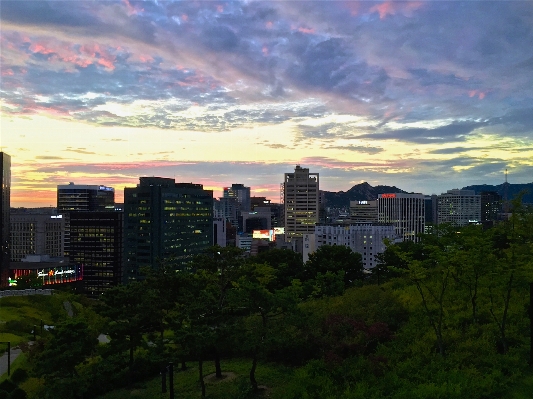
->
(1, 152, 11, 287)
(350, 201, 378, 223)
(10, 208, 65, 262)
(214, 197, 240, 228)
(312, 224, 397, 268)
(69, 211, 123, 297)
(437, 189, 481, 227)
(224, 184, 251, 212)
(213, 217, 227, 247)
(124, 177, 213, 279)
(57, 183, 115, 213)
(480, 191, 502, 223)
(283, 165, 319, 239)
(378, 193, 425, 241)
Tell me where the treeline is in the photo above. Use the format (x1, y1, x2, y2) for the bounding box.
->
(20, 201, 533, 399)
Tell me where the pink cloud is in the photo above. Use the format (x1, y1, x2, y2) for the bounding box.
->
(265, 21, 273, 29)
(370, 1, 423, 19)
(298, 27, 315, 34)
(122, 0, 143, 16)
(181, 14, 189, 22)
(217, 5, 224, 13)
(262, 46, 269, 56)
(29, 40, 116, 70)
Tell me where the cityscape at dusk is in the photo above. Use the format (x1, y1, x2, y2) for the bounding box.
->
(2, 1, 533, 207)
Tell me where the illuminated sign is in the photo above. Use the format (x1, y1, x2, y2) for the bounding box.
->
(50, 215, 63, 219)
(381, 194, 397, 198)
(273, 227, 285, 235)
(253, 230, 275, 241)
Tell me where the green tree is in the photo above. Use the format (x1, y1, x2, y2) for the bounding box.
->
(30, 318, 98, 399)
(98, 282, 161, 376)
(229, 262, 302, 391)
(306, 245, 364, 290)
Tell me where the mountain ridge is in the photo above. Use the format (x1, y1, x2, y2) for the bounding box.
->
(322, 181, 533, 208)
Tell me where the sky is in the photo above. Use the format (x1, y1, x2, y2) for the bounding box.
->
(1, 0, 533, 207)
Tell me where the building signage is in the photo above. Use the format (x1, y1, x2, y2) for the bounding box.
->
(253, 230, 276, 241)
(381, 193, 397, 198)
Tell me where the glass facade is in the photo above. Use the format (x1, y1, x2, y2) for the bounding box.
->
(124, 177, 213, 280)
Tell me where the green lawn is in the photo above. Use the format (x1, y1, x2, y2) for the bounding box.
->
(97, 358, 292, 399)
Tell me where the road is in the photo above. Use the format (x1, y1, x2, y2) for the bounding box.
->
(0, 346, 22, 376)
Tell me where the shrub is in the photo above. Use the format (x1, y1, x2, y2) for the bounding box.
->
(10, 368, 29, 385)
(0, 380, 15, 394)
(9, 387, 27, 399)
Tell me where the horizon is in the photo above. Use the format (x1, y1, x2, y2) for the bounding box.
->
(2, 1, 533, 207)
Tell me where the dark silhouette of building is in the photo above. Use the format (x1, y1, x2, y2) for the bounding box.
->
(57, 183, 114, 213)
(69, 211, 123, 297)
(124, 177, 213, 280)
(480, 191, 502, 224)
(0, 152, 11, 287)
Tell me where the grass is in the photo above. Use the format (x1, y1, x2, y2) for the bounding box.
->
(0, 352, 28, 383)
(96, 358, 293, 399)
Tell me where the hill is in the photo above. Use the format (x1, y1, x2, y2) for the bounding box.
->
(461, 182, 533, 204)
(323, 182, 407, 208)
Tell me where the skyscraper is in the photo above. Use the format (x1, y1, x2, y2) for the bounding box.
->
(124, 177, 213, 279)
(283, 165, 319, 239)
(57, 182, 121, 296)
(69, 211, 123, 297)
(223, 184, 251, 212)
(0, 152, 11, 287)
(378, 193, 425, 241)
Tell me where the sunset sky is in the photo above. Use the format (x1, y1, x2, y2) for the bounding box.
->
(1, 1, 533, 207)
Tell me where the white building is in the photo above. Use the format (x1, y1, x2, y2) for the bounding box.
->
(378, 193, 425, 242)
(10, 209, 65, 262)
(437, 189, 481, 226)
(309, 224, 398, 268)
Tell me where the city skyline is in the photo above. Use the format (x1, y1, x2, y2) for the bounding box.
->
(2, 1, 533, 207)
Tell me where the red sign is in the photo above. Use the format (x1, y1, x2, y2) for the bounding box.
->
(381, 193, 397, 198)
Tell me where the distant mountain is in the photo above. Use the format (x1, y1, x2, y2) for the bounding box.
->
(323, 182, 407, 208)
(461, 182, 533, 204)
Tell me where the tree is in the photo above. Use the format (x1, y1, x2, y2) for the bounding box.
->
(189, 246, 245, 378)
(228, 262, 302, 391)
(254, 248, 305, 289)
(31, 318, 98, 398)
(98, 282, 161, 376)
(306, 245, 364, 289)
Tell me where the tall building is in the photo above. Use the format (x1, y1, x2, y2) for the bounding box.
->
(437, 189, 481, 227)
(283, 165, 319, 239)
(223, 184, 251, 212)
(10, 208, 65, 262)
(124, 177, 213, 279)
(69, 211, 123, 297)
(378, 193, 425, 241)
(57, 183, 115, 213)
(480, 191, 502, 223)
(350, 200, 378, 223)
(1, 152, 11, 287)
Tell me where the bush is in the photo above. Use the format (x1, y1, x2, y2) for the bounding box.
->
(0, 381, 15, 394)
(9, 387, 27, 399)
(0, 390, 9, 399)
(10, 369, 29, 385)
